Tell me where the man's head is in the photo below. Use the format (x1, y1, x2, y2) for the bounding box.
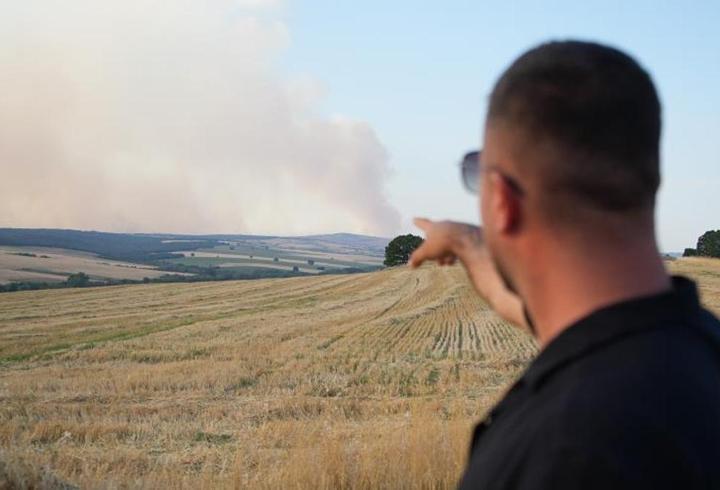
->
(479, 40, 662, 294)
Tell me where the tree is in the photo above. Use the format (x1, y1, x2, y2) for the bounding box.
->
(696, 230, 720, 258)
(683, 248, 698, 257)
(384, 234, 423, 267)
(66, 272, 90, 288)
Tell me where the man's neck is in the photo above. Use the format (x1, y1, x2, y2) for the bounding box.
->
(522, 236, 671, 348)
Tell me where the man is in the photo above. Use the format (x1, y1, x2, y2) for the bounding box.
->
(409, 41, 720, 489)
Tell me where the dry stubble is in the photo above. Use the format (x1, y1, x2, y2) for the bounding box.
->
(0, 258, 717, 488)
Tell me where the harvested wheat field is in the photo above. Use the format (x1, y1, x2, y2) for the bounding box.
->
(1, 258, 719, 489)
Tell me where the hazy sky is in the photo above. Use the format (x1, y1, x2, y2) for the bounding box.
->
(2, 1, 718, 251)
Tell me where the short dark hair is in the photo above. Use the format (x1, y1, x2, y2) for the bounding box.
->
(488, 41, 661, 213)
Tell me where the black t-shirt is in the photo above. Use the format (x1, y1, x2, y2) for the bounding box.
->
(459, 276, 720, 489)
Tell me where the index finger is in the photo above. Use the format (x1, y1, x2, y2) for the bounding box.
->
(413, 217, 433, 233)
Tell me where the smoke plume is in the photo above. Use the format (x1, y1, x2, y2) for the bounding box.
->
(0, 1, 401, 236)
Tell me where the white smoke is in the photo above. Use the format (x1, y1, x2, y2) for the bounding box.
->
(0, 1, 401, 236)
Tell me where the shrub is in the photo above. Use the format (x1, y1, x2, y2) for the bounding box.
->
(384, 234, 423, 267)
(697, 230, 720, 258)
(66, 272, 90, 288)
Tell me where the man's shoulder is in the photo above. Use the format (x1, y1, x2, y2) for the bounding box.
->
(551, 311, 720, 413)
(536, 312, 720, 465)
(509, 318, 720, 489)
(594, 308, 716, 372)
(461, 296, 720, 489)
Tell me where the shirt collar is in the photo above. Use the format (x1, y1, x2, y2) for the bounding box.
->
(523, 275, 704, 390)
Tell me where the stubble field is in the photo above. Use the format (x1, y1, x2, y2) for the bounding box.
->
(0, 258, 718, 488)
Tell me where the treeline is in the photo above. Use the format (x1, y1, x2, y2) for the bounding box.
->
(0, 267, 306, 293)
(0, 228, 216, 263)
(683, 230, 720, 258)
(0, 272, 143, 293)
(157, 264, 316, 281)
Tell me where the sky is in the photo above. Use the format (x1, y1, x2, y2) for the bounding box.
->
(1, 1, 718, 251)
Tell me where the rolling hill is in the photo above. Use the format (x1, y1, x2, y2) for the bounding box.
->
(0, 228, 389, 288)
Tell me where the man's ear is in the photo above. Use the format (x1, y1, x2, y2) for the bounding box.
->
(489, 172, 522, 235)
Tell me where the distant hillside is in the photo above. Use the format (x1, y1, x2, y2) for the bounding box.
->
(299, 233, 389, 253)
(0, 229, 389, 260)
(0, 228, 215, 263)
(143, 232, 389, 255)
(0, 228, 388, 291)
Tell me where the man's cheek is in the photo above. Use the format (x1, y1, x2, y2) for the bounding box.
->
(479, 191, 487, 226)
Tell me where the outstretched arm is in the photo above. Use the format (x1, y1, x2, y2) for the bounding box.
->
(409, 218, 529, 330)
